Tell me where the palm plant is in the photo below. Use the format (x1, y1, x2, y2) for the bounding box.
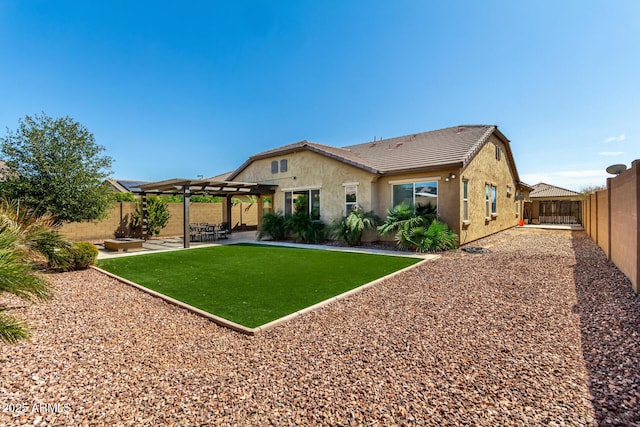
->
(378, 203, 457, 252)
(0, 200, 69, 343)
(257, 212, 287, 240)
(331, 205, 379, 246)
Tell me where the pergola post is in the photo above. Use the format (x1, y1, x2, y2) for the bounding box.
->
(183, 185, 190, 249)
(225, 195, 233, 231)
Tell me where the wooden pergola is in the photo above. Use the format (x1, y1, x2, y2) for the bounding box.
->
(137, 178, 276, 248)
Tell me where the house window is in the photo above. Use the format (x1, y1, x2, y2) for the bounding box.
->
(515, 191, 519, 214)
(271, 160, 278, 174)
(462, 180, 469, 221)
(485, 184, 490, 218)
(280, 159, 288, 172)
(284, 189, 320, 220)
(392, 181, 438, 213)
(491, 185, 497, 215)
(496, 145, 502, 161)
(345, 185, 357, 214)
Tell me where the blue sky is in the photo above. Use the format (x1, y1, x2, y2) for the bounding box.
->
(1, 1, 638, 191)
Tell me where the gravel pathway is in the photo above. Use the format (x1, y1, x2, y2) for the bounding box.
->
(1, 228, 639, 426)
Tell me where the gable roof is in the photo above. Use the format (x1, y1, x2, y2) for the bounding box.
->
(107, 179, 152, 193)
(229, 125, 518, 181)
(530, 183, 582, 198)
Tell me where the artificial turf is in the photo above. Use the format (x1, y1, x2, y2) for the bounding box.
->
(96, 244, 421, 328)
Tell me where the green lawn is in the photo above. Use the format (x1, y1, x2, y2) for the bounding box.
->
(96, 244, 421, 328)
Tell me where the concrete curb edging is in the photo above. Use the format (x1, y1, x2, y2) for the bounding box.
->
(92, 254, 438, 335)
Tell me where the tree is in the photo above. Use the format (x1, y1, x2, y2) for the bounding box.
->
(0, 113, 113, 223)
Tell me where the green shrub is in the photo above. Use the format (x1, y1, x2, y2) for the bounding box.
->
(258, 212, 287, 240)
(63, 241, 98, 270)
(379, 204, 457, 252)
(330, 206, 379, 246)
(398, 219, 458, 253)
(113, 192, 135, 202)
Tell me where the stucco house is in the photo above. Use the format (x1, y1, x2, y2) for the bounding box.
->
(229, 124, 528, 244)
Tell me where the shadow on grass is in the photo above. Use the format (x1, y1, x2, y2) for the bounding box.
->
(571, 231, 640, 425)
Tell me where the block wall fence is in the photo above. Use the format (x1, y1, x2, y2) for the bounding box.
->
(59, 201, 258, 242)
(583, 159, 640, 293)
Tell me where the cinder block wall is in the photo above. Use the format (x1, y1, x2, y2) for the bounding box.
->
(59, 202, 259, 242)
(609, 160, 640, 292)
(583, 159, 640, 293)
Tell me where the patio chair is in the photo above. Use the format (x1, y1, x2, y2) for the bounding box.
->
(215, 222, 229, 239)
(204, 224, 216, 241)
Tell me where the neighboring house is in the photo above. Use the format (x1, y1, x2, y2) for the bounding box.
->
(529, 183, 583, 225)
(229, 125, 529, 244)
(106, 179, 151, 194)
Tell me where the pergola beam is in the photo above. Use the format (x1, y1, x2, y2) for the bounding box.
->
(137, 178, 276, 248)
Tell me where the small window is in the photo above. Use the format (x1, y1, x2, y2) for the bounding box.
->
(496, 145, 502, 161)
(507, 185, 512, 197)
(271, 160, 278, 174)
(345, 185, 357, 214)
(462, 180, 469, 221)
(485, 184, 490, 218)
(280, 159, 288, 172)
(491, 185, 497, 215)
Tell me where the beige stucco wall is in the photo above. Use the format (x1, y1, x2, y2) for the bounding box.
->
(457, 135, 519, 244)
(233, 150, 377, 223)
(374, 168, 460, 240)
(59, 202, 257, 242)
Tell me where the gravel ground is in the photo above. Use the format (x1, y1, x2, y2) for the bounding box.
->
(1, 228, 639, 426)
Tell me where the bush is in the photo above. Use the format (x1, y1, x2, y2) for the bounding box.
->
(330, 206, 379, 246)
(63, 241, 98, 270)
(258, 212, 287, 240)
(378, 204, 457, 252)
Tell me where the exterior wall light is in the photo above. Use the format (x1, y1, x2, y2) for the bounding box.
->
(445, 172, 456, 182)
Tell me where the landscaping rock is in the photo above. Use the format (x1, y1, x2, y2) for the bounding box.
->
(1, 229, 639, 425)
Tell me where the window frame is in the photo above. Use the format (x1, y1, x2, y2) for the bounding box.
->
(344, 184, 358, 214)
(462, 179, 469, 222)
(283, 188, 321, 220)
(390, 178, 439, 214)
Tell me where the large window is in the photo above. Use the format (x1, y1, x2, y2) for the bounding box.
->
(392, 181, 438, 212)
(345, 185, 357, 214)
(284, 189, 320, 220)
(463, 180, 469, 221)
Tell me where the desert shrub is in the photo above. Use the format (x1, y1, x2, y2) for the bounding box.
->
(258, 212, 287, 240)
(63, 241, 98, 270)
(330, 206, 379, 246)
(379, 204, 457, 252)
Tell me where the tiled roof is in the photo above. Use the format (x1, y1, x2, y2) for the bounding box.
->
(530, 183, 582, 198)
(344, 125, 496, 173)
(229, 125, 511, 179)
